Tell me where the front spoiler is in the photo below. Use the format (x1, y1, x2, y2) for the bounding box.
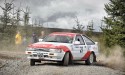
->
(27, 57, 63, 61)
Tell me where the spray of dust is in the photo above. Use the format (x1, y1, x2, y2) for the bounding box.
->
(97, 46, 125, 71)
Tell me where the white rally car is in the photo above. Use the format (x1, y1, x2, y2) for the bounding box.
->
(26, 32, 99, 66)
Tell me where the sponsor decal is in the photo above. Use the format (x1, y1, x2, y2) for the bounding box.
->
(80, 47, 83, 53)
(93, 47, 97, 50)
(74, 45, 79, 48)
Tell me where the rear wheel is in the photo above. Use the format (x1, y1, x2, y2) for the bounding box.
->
(63, 52, 69, 66)
(85, 53, 94, 65)
(30, 59, 35, 66)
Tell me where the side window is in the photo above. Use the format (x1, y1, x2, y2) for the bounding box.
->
(75, 35, 85, 45)
(82, 35, 95, 45)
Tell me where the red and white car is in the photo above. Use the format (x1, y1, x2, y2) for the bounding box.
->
(25, 32, 99, 66)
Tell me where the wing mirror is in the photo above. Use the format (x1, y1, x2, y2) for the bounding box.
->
(39, 39, 43, 42)
(74, 41, 80, 44)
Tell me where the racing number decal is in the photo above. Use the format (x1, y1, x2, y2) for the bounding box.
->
(80, 47, 83, 53)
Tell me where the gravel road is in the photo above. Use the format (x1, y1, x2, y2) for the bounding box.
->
(0, 51, 124, 75)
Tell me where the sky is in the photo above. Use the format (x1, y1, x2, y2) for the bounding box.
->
(0, 0, 109, 32)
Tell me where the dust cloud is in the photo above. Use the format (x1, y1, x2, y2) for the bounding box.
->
(97, 46, 125, 71)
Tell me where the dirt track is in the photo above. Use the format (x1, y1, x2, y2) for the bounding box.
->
(0, 51, 124, 75)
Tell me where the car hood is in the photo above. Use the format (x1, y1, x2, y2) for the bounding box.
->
(28, 42, 71, 49)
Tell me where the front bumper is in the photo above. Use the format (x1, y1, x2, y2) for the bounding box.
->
(25, 51, 65, 61)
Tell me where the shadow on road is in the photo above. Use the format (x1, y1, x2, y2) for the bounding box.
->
(34, 61, 104, 67)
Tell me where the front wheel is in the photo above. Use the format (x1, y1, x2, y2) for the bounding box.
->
(85, 53, 94, 65)
(30, 59, 35, 66)
(63, 52, 69, 66)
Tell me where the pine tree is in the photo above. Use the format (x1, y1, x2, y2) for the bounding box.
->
(103, 0, 125, 47)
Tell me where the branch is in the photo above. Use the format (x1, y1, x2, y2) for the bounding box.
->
(0, 6, 5, 10)
(10, 0, 15, 4)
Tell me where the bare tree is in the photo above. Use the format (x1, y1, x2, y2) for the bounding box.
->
(87, 20, 94, 31)
(87, 20, 94, 37)
(73, 16, 84, 33)
(21, 6, 30, 36)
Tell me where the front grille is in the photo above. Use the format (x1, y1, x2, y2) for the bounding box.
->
(30, 54, 37, 57)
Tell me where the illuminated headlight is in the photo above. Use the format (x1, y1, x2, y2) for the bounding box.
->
(26, 47, 35, 51)
(49, 49, 62, 53)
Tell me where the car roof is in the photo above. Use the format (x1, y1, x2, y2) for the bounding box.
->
(50, 32, 81, 37)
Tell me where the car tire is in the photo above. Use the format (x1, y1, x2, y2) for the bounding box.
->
(85, 53, 94, 65)
(63, 52, 69, 66)
(30, 59, 35, 66)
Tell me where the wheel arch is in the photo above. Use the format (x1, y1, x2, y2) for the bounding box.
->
(64, 51, 73, 60)
(82, 51, 96, 62)
(91, 51, 96, 62)
(63, 51, 74, 65)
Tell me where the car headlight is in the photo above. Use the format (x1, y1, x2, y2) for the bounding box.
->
(26, 47, 35, 51)
(49, 49, 62, 53)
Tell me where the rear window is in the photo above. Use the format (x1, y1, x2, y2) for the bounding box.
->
(82, 35, 95, 45)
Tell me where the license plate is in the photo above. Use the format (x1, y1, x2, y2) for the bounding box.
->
(37, 52, 43, 58)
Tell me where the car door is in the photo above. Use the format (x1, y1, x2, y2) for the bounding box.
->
(82, 35, 98, 55)
(72, 35, 88, 60)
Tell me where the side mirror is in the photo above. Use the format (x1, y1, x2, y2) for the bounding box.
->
(74, 41, 80, 44)
(95, 42, 98, 45)
(39, 39, 43, 42)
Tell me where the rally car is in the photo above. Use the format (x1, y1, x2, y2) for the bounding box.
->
(25, 32, 99, 66)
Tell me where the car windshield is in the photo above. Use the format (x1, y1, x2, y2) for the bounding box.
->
(42, 35, 73, 43)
